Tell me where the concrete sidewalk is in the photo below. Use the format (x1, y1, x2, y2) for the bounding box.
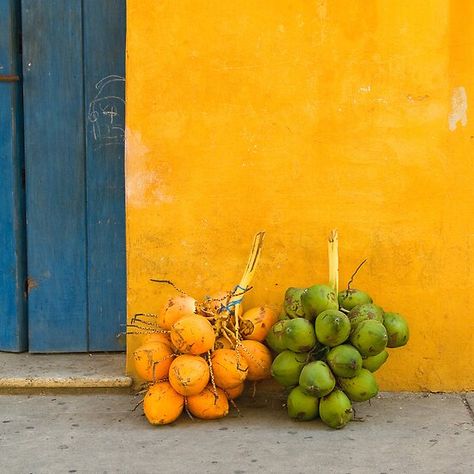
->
(0, 352, 132, 389)
(0, 391, 472, 474)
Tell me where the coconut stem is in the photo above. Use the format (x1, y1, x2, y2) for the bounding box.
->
(346, 259, 367, 292)
(132, 398, 144, 412)
(228, 231, 266, 337)
(328, 229, 339, 295)
(221, 329, 236, 348)
(229, 398, 241, 416)
(149, 279, 188, 296)
(207, 351, 219, 401)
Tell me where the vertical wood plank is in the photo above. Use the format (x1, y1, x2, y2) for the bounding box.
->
(22, 0, 88, 352)
(0, 0, 27, 352)
(83, 0, 126, 351)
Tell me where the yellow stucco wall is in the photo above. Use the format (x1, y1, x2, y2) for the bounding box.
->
(125, 0, 474, 391)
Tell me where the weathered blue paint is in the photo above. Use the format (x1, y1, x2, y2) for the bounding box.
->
(0, 0, 27, 352)
(83, 0, 126, 351)
(22, 1, 88, 352)
(20, 0, 126, 352)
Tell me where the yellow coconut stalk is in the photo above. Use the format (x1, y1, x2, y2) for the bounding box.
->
(228, 232, 265, 340)
(328, 229, 339, 295)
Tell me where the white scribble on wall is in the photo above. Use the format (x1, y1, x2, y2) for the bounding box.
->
(88, 75, 125, 147)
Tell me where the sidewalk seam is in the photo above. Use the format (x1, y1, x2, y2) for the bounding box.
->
(460, 393, 474, 423)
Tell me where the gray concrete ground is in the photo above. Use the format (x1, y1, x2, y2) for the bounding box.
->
(0, 391, 473, 474)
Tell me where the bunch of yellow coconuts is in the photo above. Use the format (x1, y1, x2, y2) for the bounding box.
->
(132, 294, 277, 424)
(131, 232, 279, 424)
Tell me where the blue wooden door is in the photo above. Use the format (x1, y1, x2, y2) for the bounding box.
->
(19, 0, 126, 352)
(0, 0, 27, 352)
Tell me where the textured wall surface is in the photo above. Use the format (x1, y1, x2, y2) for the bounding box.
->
(126, 0, 473, 391)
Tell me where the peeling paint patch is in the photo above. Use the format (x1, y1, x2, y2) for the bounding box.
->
(152, 180, 174, 204)
(125, 128, 173, 207)
(317, 0, 327, 21)
(407, 94, 429, 102)
(26, 277, 38, 295)
(448, 86, 467, 131)
(125, 128, 150, 160)
(316, 0, 328, 42)
(126, 169, 174, 207)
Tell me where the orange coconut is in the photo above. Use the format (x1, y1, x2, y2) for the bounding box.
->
(144, 332, 172, 347)
(170, 314, 216, 355)
(224, 381, 245, 400)
(157, 295, 197, 330)
(240, 306, 278, 341)
(211, 348, 248, 389)
(187, 385, 229, 420)
(133, 341, 174, 382)
(168, 354, 210, 396)
(236, 340, 272, 381)
(214, 336, 234, 350)
(143, 381, 184, 425)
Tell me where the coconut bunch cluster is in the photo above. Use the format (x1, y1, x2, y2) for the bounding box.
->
(266, 231, 410, 429)
(129, 233, 278, 425)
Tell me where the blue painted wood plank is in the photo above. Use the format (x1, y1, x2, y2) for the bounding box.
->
(0, 0, 27, 352)
(83, 0, 126, 351)
(22, 0, 88, 352)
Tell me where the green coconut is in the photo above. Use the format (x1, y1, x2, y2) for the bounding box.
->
(287, 386, 319, 421)
(315, 310, 351, 347)
(338, 289, 373, 311)
(383, 312, 409, 348)
(265, 320, 289, 353)
(326, 344, 362, 378)
(283, 287, 306, 319)
(347, 303, 384, 332)
(283, 318, 317, 353)
(338, 368, 379, 402)
(301, 284, 338, 321)
(270, 350, 308, 388)
(298, 361, 335, 397)
(362, 350, 389, 372)
(350, 319, 388, 357)
(319, 389, 353, 429)
(312, 344, 331, 362)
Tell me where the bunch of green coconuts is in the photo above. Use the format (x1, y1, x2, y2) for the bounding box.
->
(266, 284, 409, 429)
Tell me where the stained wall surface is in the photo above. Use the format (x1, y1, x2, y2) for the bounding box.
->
(126, 0, 474, 391)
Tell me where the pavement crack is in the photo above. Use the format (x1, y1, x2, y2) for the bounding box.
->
(460, 394, 474, 424)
